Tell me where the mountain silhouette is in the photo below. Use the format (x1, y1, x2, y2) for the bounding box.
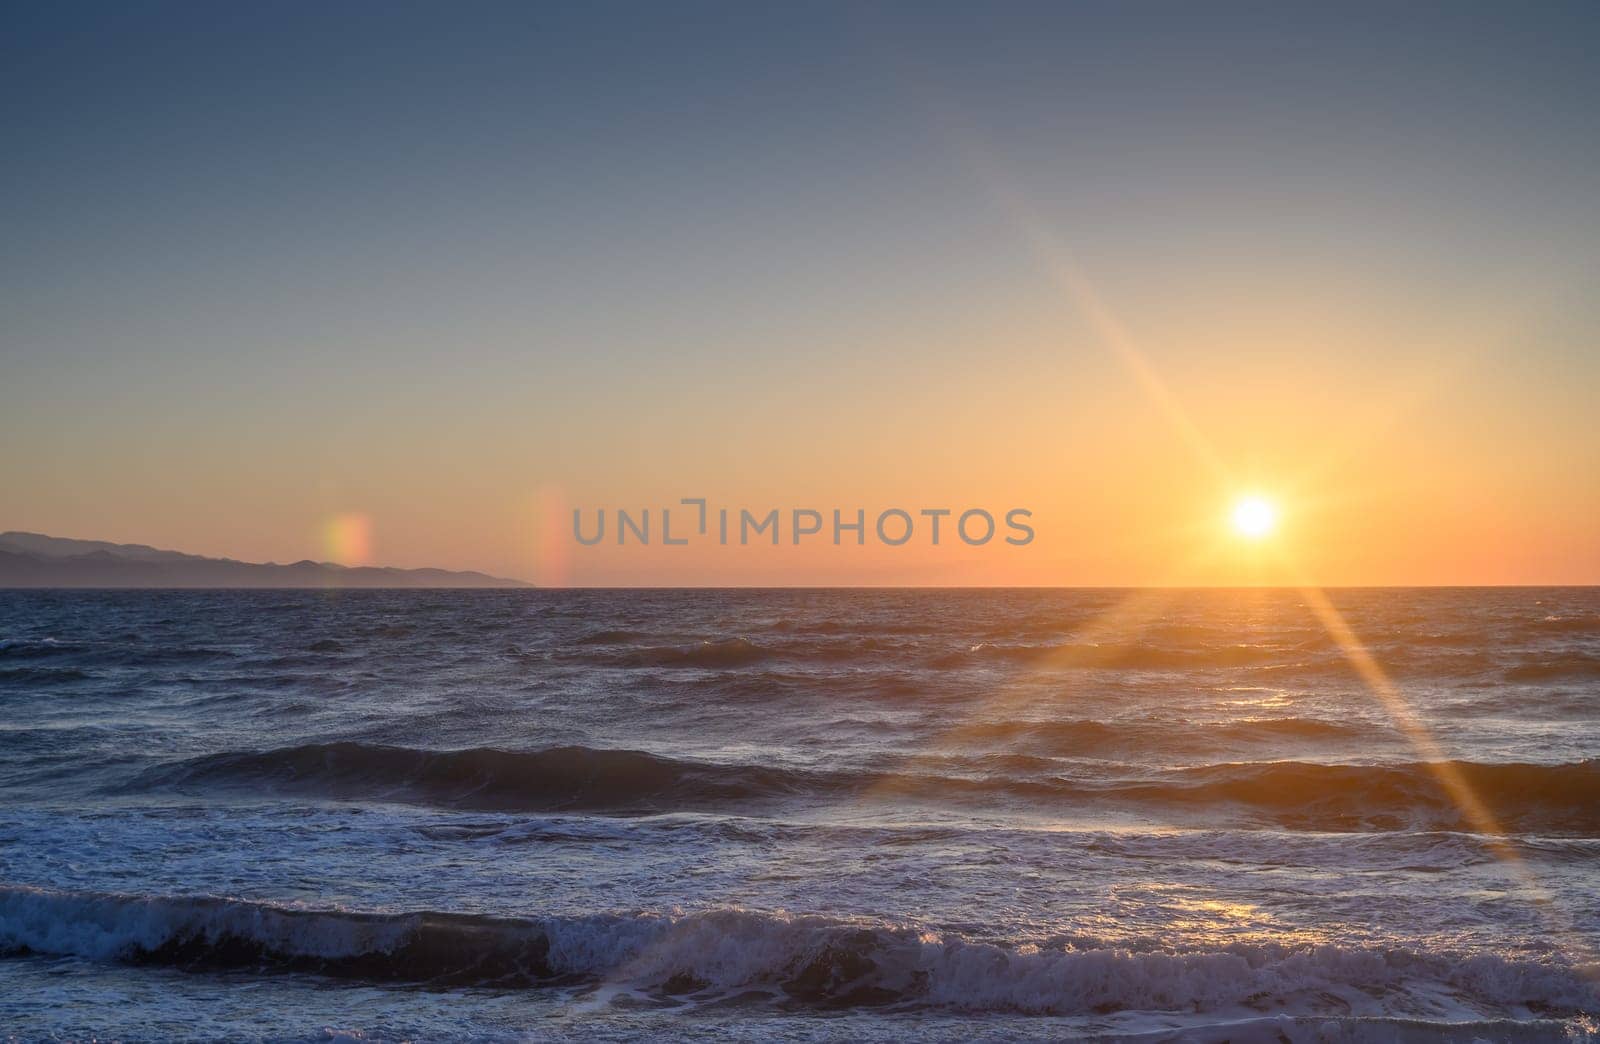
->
(0, 532, 530, 588)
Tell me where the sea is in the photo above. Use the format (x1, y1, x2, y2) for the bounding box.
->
(1, 588, 1598, 1042)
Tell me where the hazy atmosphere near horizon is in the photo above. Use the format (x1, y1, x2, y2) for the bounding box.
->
(5, 1, 1598, 586)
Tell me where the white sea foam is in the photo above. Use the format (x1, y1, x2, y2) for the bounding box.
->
(2, 886, 1595, 1020)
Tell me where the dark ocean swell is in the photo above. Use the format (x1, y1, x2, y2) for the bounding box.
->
(138, 742, 818, 813)
(1137, 759, 1600, 833)
(135, 743, 1600, 833)
(2, 886, 1594, 1015)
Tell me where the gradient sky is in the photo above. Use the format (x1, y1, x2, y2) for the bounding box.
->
(4, 1, 1598, 585)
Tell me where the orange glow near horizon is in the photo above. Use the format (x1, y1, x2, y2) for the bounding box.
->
(5, 135, 1596, 587)
(5, 125, 1597, 588)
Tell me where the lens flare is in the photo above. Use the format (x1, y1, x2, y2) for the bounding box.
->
(323, 513, 373, 566)
(531, 485, 570, 587)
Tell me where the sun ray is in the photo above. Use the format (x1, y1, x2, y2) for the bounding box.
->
(900, 101, 1597, 970)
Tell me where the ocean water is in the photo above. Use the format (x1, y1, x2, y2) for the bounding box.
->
(1, 588, 1598, 1042)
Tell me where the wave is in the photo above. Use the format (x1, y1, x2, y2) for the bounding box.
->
(329, 622, 1600, 685)
(566, 632, 1361, 673)
(138, 742, 826, 813)
(932, 641, 1321, 672)
(360, 622, 414, 638)
(580, 635, 923, 669)
(2, 886, 1593, 1015)
(573, 628, 647, 646)
(928, 639, 1589, 683)
(134, 743, 1600, 833)
(1141, 759, 1600, 833)
(0, 666, 93, 685)
(604, 637, 775, 668)
(0, 638, 231, 668)
(1530, 614, 1600, 635)
(704, 669, 939, 706)
(0, 638, 79, 660)
(1438, 689, 1600, 719)
(953, 716, 1367, 756)
(1504, 653, 1600, 682)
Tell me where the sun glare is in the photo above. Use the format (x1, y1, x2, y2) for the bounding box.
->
(1231, 496, 1277, 539)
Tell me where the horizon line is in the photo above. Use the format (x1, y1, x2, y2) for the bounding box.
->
(2, 583, 1597, 592)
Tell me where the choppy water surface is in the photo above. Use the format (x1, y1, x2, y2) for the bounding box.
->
(1, 588, 1598, 1041)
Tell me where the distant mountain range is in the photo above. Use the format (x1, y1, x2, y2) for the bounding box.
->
(0, 532, 530, 588)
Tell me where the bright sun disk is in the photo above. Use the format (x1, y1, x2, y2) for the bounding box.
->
(1231, 496, 1278, 539)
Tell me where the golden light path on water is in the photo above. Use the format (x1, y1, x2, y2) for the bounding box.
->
(837, 128, 1597, 972)
(957, 331, 1592, 981)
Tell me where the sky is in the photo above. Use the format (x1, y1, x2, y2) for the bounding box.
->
(3, 1, 1598, 586)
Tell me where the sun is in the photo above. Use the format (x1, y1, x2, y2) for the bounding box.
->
(1231, 496, 1278, 539)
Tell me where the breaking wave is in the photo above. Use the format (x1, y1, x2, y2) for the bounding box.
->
(2, 886, 1594, 1016)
